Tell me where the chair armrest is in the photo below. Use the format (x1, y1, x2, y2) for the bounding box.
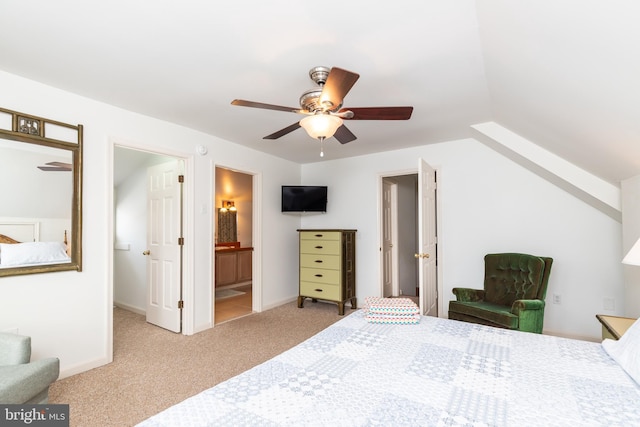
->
(452, 288, 485, 302)
(511, 299, 546, 333)
(0, 333, 31, 365)
(0, 358, 59, 404)
(511, 299, 545, 314)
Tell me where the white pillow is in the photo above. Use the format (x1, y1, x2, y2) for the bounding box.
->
(602, 317, 640, 385)
(0, 242, 70, 266)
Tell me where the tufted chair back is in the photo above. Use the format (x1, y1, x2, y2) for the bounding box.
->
(483, 253, 552, 307)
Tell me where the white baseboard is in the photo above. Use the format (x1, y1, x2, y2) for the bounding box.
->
(113, 301, 145, 316)
(59, 355, 112, 380)
(261, 295, 298, 311)
(543, 329, 600, 342)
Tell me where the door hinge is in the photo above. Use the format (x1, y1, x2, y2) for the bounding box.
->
(178, 300, 184, 309)
(178, 237, 184, 245)
(178, 174, 184, 183)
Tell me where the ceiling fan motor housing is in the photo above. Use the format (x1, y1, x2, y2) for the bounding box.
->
(301, 66, 342, 113)
(300, 88, 329, 113)
(308, 66, 330, 86)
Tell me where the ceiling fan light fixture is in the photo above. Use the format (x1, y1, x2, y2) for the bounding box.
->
(299, 114, 343, 140)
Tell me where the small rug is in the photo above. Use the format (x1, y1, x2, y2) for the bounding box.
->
(215, 289, 246, 300)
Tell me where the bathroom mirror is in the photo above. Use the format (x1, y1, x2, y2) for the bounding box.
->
(217, 211, 237, 243)
(0, 107, 83, 277)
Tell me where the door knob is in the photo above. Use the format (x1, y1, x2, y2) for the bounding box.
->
(143, 250, 150, 256)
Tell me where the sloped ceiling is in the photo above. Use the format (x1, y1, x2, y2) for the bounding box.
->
(0, 1, 638, 183)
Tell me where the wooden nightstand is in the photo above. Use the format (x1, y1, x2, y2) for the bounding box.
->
(596, 314, 637, 340)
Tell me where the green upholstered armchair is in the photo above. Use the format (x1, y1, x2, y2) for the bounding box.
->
(0, 332, 59, 404)
(448, 253, 553, 334)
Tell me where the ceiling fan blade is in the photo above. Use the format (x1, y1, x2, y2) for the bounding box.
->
(231, 99, 306, 114)
(45, 161, 72, 168)
(319, 68, 360, 111)
(37, 166, 70, 171)
(333, 125, 357, 144)
(339, 106, 413, 120)
(263, 122, 301, 140)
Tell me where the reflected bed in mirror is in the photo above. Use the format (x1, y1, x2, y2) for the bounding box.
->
(0, 107, 82, 277)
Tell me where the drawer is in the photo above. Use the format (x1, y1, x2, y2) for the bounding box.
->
(300, 253, 340, 270)
(300, 282, 341, 301)
(300, 267, 340, 284)
(300, 231, 341, 241)
(300, 239, 340, 255)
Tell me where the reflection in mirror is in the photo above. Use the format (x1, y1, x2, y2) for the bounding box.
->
(0, 107, 82, 277)
(218, 211, 237, 243)
(217, 200, 237, 243)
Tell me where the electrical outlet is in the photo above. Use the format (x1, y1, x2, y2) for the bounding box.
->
(553, 294, 561, 304)
(603, 297, 615, 311)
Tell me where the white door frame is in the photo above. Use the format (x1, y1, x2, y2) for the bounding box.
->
(377, 166, 444, 316)
(107, 138, 195, 361)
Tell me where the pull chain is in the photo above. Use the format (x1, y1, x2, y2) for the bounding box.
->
(319, 136, 325, 157)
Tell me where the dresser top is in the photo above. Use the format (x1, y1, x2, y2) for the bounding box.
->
(297, 229, 357, 232)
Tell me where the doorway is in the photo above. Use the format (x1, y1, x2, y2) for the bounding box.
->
(214, 166, 254, 324)
(380, 160, 439, 316)
(381, 174, 419, 298)
(113, 146, 186, 332)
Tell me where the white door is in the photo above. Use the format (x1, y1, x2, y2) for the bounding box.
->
(146, 160, 183, 332)
(382, 180, 396, 297)
(417, 158, 438, 316)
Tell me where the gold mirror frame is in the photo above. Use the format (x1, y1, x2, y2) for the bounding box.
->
(0, 107, 82, 277)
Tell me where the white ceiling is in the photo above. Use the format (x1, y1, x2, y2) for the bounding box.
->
(1, 1, 638, 183)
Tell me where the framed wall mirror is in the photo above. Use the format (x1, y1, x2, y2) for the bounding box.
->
(0, 107, 83, 277)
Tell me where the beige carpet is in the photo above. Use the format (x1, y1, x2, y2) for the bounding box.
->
(49, 300, 351, 427)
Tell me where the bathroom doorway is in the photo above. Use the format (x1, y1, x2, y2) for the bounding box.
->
(214, 166, 254, 324)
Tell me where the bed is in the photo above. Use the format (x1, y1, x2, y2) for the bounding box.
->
(0, 232, 70, 268)
(138, 306, 640, 426)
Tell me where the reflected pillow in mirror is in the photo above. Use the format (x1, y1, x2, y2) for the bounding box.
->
(0, 242, 70, 266)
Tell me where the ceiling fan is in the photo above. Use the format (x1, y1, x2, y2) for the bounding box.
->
(37, 161, 72, 172)
(231, 66, 413, 156)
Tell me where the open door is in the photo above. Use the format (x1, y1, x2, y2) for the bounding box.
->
(145, 160, 183, 332)
(417, 158, 438, 316)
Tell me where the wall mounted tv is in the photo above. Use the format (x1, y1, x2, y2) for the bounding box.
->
(281, 185, 328, 213)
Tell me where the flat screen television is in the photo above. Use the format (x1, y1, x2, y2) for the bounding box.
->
(281, 185, 328, 213)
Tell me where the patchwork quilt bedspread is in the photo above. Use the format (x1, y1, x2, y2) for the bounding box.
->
(138, 310, 640, 426)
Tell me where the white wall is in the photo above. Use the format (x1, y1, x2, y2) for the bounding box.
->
(0, 70, 302, 377)
(113, 166, 147, 313)
(621, 175, 640, 317)
(301, 139, 623, 340)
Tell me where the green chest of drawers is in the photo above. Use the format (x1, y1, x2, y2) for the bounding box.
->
(297, 229, 357, 315)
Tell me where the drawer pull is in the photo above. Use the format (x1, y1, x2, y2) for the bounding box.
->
(314, 260, 323, 263)
(315, 274, 323, 277)
(315, 288, 323, 292)
(314, 234, 323, 237)
(315, 245, 323, 249)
